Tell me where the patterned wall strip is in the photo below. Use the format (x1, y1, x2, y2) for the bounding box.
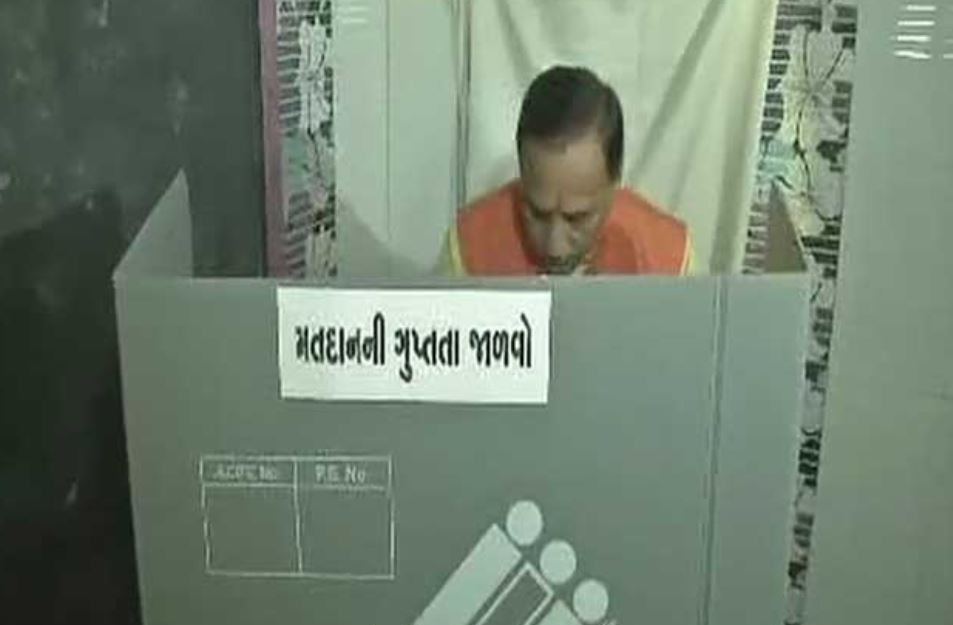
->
(742, 2, 858, 624)
(265, 0, 337, 277)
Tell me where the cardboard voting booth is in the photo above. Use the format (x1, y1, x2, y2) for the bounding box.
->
(115, 173, 810, 625)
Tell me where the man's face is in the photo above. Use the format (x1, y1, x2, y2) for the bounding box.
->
(518, 131, 616, 275)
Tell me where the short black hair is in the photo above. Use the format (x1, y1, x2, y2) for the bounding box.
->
(516, 66, 624, 181)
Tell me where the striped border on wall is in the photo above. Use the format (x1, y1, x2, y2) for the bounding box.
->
(262, 0, 337, 278)
(742, 2, 858, 624)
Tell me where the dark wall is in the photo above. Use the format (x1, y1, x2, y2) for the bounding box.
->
(0, 0, 265, 622)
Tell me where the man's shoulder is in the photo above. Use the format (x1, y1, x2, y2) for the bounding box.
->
(451, 179, 528, 275)
(459, 180, 519, 224)
(609, 187, 690, 274)
(613, 187, 687, 235)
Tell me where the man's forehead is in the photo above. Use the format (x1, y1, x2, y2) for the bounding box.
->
(522, 131, 603, 156)
(523, 133, 606, 170)
(522, 139, 610, 197)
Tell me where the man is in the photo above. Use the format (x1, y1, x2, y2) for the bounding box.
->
(442, 66, 693, 276)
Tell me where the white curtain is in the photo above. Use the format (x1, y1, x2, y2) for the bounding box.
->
(461, 0, 779, 273)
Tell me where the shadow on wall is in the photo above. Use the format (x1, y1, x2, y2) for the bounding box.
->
(0, 0, 264, 274)
(0, 1, 270, 623)
(336, 198, 435, 278)
(0, 191, 139, 625)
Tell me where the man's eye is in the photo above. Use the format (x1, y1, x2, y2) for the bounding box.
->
(528, 203, 548, 219)
(566, 212, 589, 225)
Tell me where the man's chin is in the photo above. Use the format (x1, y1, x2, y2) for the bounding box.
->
(541, 260, 581, 276)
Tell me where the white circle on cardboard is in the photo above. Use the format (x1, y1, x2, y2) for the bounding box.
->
(540, 540, 576, 585)
(573, 579, 609, 623)
(505, 500, 543, 546)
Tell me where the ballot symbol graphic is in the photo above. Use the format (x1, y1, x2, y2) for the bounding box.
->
(414, 500, 615, 625)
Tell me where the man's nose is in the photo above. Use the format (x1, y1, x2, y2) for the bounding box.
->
(546, 217, 572, 259)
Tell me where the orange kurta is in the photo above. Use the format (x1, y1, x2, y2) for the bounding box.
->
(448, 180, 690, 275)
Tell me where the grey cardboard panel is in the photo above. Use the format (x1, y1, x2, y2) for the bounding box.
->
(117, 276, 721, 625)
(114, 171, 193, 280)
(708, 274, 810, 625)
(808, 3, 953, 624)
(764, 196, 807, 274)
(807, 390, 953, 625)
(819, 4, 953, 401)
(115, 173, 810, 625)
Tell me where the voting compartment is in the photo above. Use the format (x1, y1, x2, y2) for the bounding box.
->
(115, 173, 810, 625)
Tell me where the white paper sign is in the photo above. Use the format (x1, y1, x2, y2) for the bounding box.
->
(277, 289, 552, 404)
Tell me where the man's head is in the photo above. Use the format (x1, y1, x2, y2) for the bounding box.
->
(516, 66, 624, 274)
